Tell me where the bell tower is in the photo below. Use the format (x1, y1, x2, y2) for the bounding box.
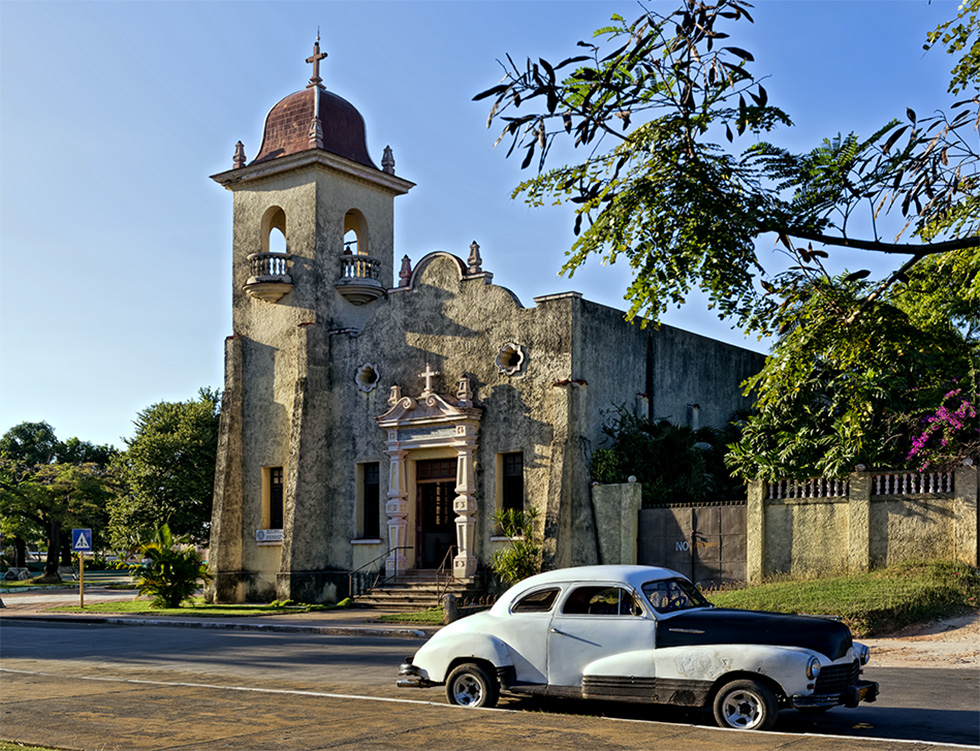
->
(208, 37, 413, 603)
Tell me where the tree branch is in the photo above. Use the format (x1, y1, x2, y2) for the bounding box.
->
(787, 229, 979, 255)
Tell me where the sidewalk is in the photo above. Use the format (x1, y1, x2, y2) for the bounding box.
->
(0, 585, 440, 639)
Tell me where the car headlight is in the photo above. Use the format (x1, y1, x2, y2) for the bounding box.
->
(806, 656, 821, 680)
(856, 643, 870, 665)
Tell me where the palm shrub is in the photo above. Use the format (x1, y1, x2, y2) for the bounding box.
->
(489, 507, 540, 588)
(130, 524, 211, 608)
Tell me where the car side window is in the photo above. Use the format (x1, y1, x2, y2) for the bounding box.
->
(561, 585, 642, 616)
(511, 587, 560, 613)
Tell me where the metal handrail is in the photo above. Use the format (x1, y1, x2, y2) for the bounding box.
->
(347, 545, 412, 602)
(435, 544, 458, 603)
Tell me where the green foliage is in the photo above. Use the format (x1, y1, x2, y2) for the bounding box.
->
(488, 507, 541, 587)
(0, 422, 117, 580)
(591, 409, 745, 505)
(707, 560, 979, 638)
(109, 388, 220, 548)
(925, 0, 979, 95)
(130, 523, 211, 608)
(727, 256, 979, 479)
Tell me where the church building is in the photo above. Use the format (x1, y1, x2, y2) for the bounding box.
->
(207, 40, 764, 604)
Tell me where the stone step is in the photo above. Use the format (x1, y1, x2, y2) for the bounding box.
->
(354, 575, 485, 610)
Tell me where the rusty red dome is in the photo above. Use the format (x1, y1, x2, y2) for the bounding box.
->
(252, 86, 377, 169)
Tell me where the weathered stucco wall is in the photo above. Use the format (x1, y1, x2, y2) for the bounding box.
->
(870, 497, 958, 567)
(763, 500, 851, 576)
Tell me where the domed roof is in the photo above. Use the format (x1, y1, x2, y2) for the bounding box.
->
(253, 86, 377, 169)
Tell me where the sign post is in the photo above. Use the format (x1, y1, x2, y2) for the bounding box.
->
(71, 528, 92, 607)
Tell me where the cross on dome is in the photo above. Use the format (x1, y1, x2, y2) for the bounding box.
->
(306, 33, 327, 89)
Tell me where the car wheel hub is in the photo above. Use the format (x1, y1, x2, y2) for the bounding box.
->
(452, 675, 482, 706)
(723, 691, 762, 728)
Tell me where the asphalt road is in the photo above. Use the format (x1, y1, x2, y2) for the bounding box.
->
(1, 621, 977, 749)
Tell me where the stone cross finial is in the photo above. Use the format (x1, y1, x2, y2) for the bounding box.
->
(467, 241, 483, 274)
(419, 363, 440, 395)
(233, 141, 246, 169)
(306, 33, 327, 88)
(308, 117, 325, 149)
(382, 145, 395, 175)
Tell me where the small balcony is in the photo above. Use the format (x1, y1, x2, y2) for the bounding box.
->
(244, 252, 293, 303)
(336, 254, 384, 305)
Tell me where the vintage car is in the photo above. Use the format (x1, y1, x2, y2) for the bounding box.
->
(397, 565, 878, 730)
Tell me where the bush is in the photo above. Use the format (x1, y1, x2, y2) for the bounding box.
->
(489, 508, 540, 588)
(130, 524, 211, 608)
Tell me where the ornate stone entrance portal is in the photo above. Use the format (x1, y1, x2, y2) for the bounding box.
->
(375, 366, 482, 580)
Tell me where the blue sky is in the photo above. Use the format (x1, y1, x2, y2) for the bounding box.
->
(0, 0, 961, 449)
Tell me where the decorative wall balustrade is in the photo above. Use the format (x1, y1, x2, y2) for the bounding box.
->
(872, 471, 954, 495)
(767, 478, 849, 500)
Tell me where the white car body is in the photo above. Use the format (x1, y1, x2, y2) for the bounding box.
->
(398, 565, 878, 730)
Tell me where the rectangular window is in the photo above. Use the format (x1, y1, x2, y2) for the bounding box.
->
(501, 452, 524, 513)
(362, 462, 380, 539)
(269, 466, 284, 529)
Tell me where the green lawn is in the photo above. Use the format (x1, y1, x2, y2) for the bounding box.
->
(50, 596, 353, 617)
(376, 607, 444, 625)
(707, 560, 979, 637)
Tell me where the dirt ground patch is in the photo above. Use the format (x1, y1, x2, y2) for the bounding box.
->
(862, 610, 980, 669)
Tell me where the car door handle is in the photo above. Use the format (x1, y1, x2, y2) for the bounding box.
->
(550, 627, 566, 636)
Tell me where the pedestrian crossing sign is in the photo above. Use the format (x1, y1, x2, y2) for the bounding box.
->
(72, 528, 92, 552)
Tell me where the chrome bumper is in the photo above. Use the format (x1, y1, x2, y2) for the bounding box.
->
(397, 658, 436, 689)
(793, 680, 879, 709)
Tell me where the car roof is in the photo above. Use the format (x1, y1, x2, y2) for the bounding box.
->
(491, 564, 687, 613)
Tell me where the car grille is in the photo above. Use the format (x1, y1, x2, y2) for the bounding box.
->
(814, 661, 859, 695)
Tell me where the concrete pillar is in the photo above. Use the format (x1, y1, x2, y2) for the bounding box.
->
(954, 463, 978, 567)
(746, 479, 765, 585)
(592, 483, 641, 565)
(453, 426, 478, 579)
(385, 446, 410, 577)
(847, 470, 871, 574)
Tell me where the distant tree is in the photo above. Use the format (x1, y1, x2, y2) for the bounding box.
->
(478, 0, 979, 477)
(109, 389, 220, 548)
(0, 422, 116, 581)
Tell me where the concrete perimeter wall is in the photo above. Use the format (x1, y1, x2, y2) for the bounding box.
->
(747, 464, 978, 583)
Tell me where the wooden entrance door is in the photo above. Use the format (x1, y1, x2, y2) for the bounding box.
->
(416, 458, 456, 568)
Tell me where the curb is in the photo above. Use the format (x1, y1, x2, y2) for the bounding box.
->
(0, 613, 434, 639)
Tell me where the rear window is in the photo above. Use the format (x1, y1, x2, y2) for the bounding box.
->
(512, 587, 560, 613)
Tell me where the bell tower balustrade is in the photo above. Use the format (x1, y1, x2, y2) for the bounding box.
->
(336, 254, 384, 304)
(244, 252, 293, 302)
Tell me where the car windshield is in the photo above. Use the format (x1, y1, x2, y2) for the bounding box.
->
(641, 578, 711, 614)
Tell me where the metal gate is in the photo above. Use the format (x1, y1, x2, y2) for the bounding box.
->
(637, 502, 746, 588)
